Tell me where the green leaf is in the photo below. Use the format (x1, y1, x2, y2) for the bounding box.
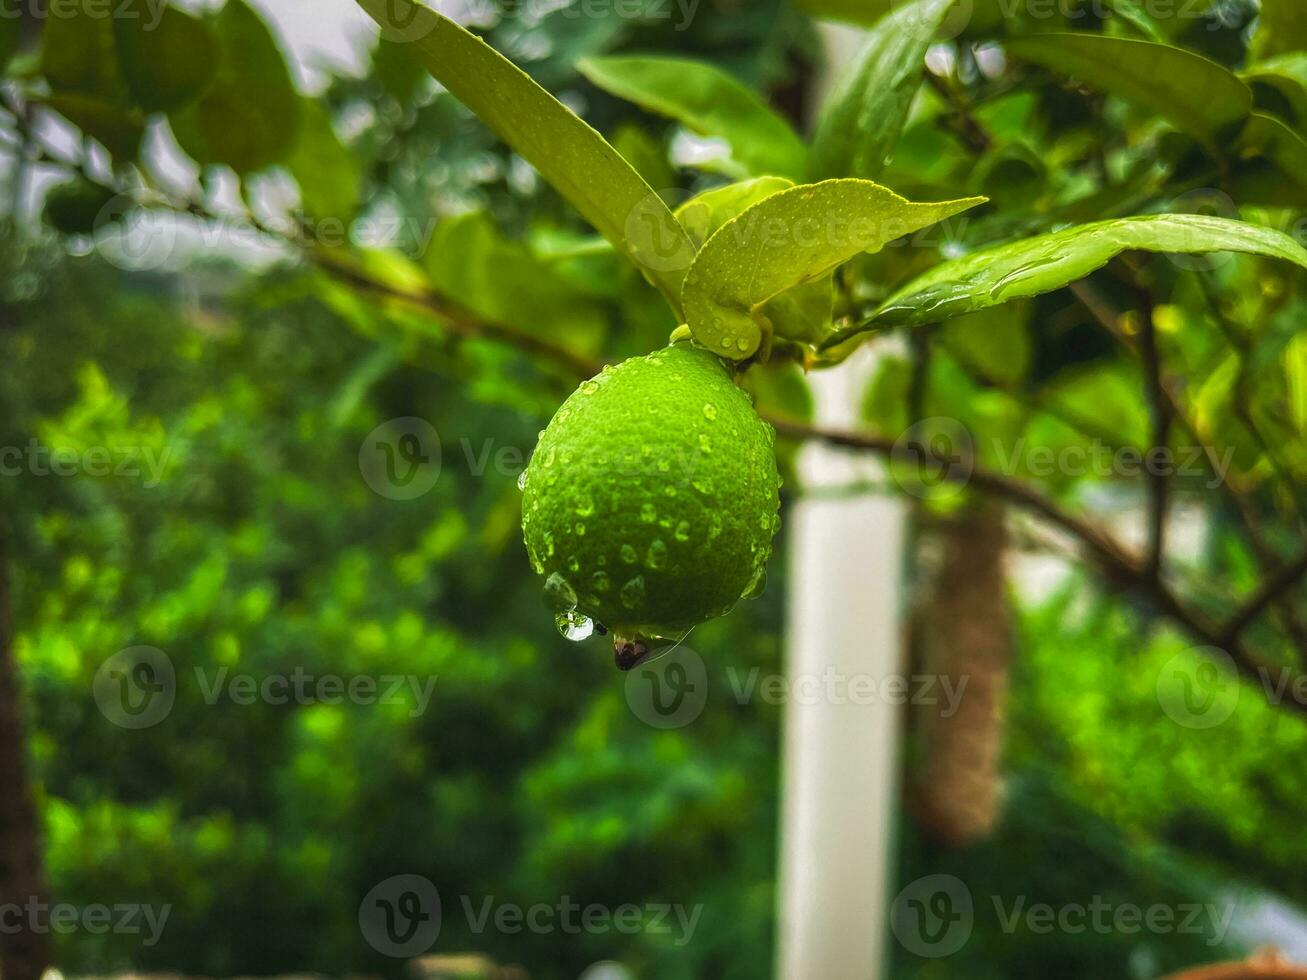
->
(41, 0, 118, 96)
(1253, 0, 1307, 60)
(353, 0, 695, 314)
(1236, 113, 1307, 204)
(1241, 53, 1307, 129)
(833, 215, 1307, 338)
(1286, 334, 1307, 435)
(673, 177, 834, 342)
(576, 55, 807, 181)
(941, 302, 1032, 385)
(286, 100, 361, 221)
(43, 93, 145, 160)
(682, 178, 984, 359)
(674, 176, 794, 248)
(170, 0, 300, 174)
(1006, 33, 1251, 143)
(1102, 0, 1166, 41)
(1, 0, 20, 71)
(810, 0, 955, 181)
(114, 2, 218, 113)
(424, 211, 607, 346)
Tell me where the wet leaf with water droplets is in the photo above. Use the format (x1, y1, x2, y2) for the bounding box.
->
(682, 179, 984, 359)
(828, 214, 1307, 342)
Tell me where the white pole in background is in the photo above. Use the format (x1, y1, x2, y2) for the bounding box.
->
(776, 26, 906, 980)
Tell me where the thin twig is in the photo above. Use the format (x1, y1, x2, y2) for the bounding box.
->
(1133, 273, 1170, 579)
(1221, 546, 1307, 645)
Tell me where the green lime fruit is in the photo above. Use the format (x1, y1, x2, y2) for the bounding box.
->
(521, 343, 780, 660)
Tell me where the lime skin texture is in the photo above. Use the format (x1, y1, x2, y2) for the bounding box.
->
(521, 342, 781, 638)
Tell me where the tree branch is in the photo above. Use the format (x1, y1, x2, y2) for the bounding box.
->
(31, 146, 1307, 720)
(1221, 546, 1307, 646)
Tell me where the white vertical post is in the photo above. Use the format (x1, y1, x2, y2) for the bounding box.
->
(776, 345, 905, 980)
(776, 25, 905, 977)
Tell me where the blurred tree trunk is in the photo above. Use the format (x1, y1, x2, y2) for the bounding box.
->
(0, 524, 52, 980)
(911, 500, 1013, 847)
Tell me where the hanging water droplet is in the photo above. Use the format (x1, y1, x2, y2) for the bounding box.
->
(555, 610, 595, 641)
(621, 543, 638, 564)
(544, 572, 577, 611)
(516, 470, 528, 491)
(675, 520, 691, 542)
(742, 565, 767, 600)
(620, 576, 646, 609)
(702, 402, 718, 421)
(646, 539, 668, 569)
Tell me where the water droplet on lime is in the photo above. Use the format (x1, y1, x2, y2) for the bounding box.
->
(591, 570, 611, 593)
(646, 539, 668, 569)
(621, 544, 638, 564)
(675, 520, 691, 542)
(555, 610, 594, 641)
(703, 403, 718, 421)
(640, 503, 657, 523)
(620, 576, 646, 609)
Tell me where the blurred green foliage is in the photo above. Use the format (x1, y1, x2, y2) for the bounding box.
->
(4, 0, 1307, 977)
